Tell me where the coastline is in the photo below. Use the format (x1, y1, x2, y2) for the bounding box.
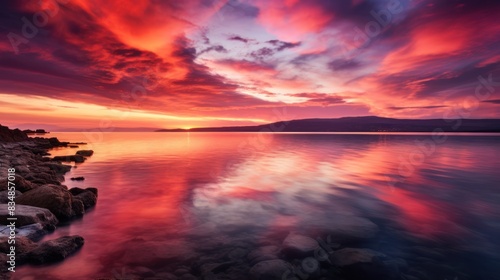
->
(0, 125, 97, 279)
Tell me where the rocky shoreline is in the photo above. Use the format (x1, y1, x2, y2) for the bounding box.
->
(0, 125, 97, 279)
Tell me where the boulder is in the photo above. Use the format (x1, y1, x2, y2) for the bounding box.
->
(248, 246, 280, 265)
(331, 248, 386, 267)
(0, 125, 29, 142)
(330, 248, 401, 280)
(0, 253, 9, 278)
(0, 190, 22, 204)
(303, 215, 379, 244)
(24, 171, 60, 186)
(0, 175, 36, 192)
(16, 185, 84, 220)
(69, 187, 98, 209)
(0, 236, 36, 255)
(250, 259, 294, 280)
(52, 155, 85, 163)
(40, 162, 72, 174)
(0, 204, 58, 228)
(76, 150, 94, 157)
(282, 232, 319, 258)
(0, 223, 48, 241)
(120, 240, 196, 267)
(20, 235, 84, 264)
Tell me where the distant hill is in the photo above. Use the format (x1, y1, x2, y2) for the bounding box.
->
(156, 116, 500, 133)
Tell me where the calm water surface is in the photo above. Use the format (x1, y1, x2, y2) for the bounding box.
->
(13, 132, 500, 280)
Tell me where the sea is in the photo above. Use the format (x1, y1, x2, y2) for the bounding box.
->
(12, 132, 500, 280)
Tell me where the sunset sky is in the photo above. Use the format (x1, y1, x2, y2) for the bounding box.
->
(0, 0, 499, 130)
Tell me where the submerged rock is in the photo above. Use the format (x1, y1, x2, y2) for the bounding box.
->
(20, 235, 84, 264)
(331, 248, 403, 280)
(303, 215, 379, 243)
(248, 246, 280, 265)
(331, 248, 386, 267)
(250, 259, 294, 280)
(282, 232, 319, 258)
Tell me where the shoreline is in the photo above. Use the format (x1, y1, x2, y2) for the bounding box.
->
(0, 125, 97, 279)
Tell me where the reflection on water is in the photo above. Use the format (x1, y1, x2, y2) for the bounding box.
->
(14, 133, 500, 280)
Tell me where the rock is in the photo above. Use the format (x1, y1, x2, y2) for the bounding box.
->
(0, 204, 58, 228)
(70, 188, 98, 209)
(24, 171, 60, 186)
(227, 247, 249, 260)
(250, 259, 294, 280)
(0, 125, 29, 142)
(0, 190, 22, 203)
(47, 137, 62, 147)
(16, 185, 84, 220)
(304, 215, 379, 243)
(120, 240, 196, 267)
(282, 232, 319, 258)
(200, 261, 234, 275)
(155, 272, 178, 280)
(248, 246, 280, 265)
(331, 248, 400, 280)
(132, 266, 155, 277)
(0, 253, 9, 278)
(331, 248, 386, 267)
(41, 162, 72, 174)
(70, 177, 85, 181)
(71, 200, 85, 217)
(0, 236, 36, 255)
(0, 223, 48, 241)
(21, 235, 84, 264)
(76, 150, 94, 157)
(0, 175, 36, 192)
(52, 155, 85, 163)
(179, 274, 197, 280)
(15, 165, 30, 175)
(69, 145, 79, 148)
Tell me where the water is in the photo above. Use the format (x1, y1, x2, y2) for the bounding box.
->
(13, 132, 500, 280)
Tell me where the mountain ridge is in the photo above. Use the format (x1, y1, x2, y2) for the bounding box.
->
(156, 116, 500, 132)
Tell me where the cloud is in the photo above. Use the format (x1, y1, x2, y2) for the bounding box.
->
(387, 105, 448, 111)
(228, 35, 251, 43)
(328, 59, 362, 71)
(482, 99, 500, 105)
(266, 40, 301, 51)
(197, 45, 228, 56)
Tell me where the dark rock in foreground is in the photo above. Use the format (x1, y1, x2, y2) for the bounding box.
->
(0, 125, 29, 142)
(16, 185, 84, 220)
(0, 204, 58, 228)
(20, 235, 84, 264)
(281, 232, 319, 258)
(250, 259, 293, 280)
(70, 187, 98, 209)
(0, 175, 35, 193)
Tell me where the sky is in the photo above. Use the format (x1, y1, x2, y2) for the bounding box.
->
(0, 0, 499, 130)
